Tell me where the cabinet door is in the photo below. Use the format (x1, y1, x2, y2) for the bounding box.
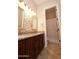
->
(18, 39, 30, 59)
(39, 34, 45, 51)
(34, 36, 40, 57)
(28, 37, 36, 59)
(34, 34, 45, 59)
(18, 39, 29, 55)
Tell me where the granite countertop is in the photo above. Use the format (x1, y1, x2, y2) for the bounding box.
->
(18, 31, 44, 40)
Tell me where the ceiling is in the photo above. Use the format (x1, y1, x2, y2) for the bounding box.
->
(33, 0, 48, 6)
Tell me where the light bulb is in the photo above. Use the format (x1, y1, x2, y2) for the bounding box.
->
(31, 11, 36, 16)
(25, 6, 36, 18)
(18, 1, 25, 10)
(25, 6, 29, 10)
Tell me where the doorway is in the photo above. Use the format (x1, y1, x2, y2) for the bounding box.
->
(45, 6, 60, 43)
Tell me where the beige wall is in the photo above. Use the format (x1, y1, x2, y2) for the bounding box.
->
(18, 7, 23, 33)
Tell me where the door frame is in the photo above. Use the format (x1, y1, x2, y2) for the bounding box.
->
(45, 6, 60, 43)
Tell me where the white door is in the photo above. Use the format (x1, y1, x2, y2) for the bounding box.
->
(46, 18, 59, 43)
(46, 7, 59, 43)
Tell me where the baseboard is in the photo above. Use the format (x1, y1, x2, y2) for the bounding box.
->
(48, 39, 59, 43)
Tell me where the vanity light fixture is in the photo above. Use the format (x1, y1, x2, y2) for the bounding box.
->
(18, 1, 36, 18)
(25, 6, 36, 18)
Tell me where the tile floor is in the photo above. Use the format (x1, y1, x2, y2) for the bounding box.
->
(37, 41, 61, 59)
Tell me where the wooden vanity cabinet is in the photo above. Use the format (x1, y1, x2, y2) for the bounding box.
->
(18, 34, 45, 59)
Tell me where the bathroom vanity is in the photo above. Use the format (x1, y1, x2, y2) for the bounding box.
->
(18, 32, 45, 59)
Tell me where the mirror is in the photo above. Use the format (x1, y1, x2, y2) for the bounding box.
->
(18, 0, 37, 34)
(24, 15, 37, 33)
